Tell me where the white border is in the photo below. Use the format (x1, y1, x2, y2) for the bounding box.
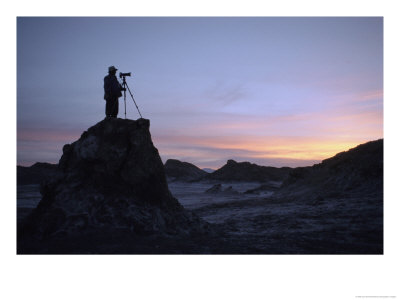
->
(3, 1, 399, 300)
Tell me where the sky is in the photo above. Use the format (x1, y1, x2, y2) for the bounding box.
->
(17, 17, 383, 169)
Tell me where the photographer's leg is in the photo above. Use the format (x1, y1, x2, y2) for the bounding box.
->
(105, 99, 111, 117)
(115, 97, 119, 117)
(111, 97, 118, 118)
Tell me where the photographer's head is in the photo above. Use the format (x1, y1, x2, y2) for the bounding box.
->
(108, 65, 118, 75)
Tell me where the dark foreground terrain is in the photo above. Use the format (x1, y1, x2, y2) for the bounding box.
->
(17, 118, 383, 254)
(18, 180, 382, 254)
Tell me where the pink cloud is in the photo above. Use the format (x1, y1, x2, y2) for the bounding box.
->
(18, 128, 81, 143)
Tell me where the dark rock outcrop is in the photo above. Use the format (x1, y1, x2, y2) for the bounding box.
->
(274, 139, 383, 200)
(205, 184, 223, 194)
(164, 159, 207, 181)
(20, 118, 207, 240)
(205, 159, 292, 182)
(17, 162, 60, 185)
(205, 184, 239, 195)
(244, 182, 281, 194)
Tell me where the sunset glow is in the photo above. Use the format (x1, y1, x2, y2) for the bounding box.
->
(17, 17, 383, 168)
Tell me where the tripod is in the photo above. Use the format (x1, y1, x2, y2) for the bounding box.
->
(121, 76, 143, 119)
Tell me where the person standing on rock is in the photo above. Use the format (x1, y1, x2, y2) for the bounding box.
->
(104, 66, 123, 118)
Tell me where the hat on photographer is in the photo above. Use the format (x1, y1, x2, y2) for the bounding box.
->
(108, 66, 118, 73)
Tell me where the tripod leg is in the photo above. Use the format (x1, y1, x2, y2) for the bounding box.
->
(125, 82, 143, 118)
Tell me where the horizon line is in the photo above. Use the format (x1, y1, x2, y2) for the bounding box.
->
(17, 137, 383, 170)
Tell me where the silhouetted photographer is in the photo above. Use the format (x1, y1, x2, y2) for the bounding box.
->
(104, 66, 123, 118)
(103, 66, 143, 119)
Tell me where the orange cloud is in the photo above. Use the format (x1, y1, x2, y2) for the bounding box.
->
(153, 132, 373, 167)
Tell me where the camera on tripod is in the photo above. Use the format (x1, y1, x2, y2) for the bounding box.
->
(119, 72, 131, 78)
(119, 71, 143, 119)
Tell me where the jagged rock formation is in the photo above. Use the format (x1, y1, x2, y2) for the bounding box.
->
(274, 139, 383, 200)
(17, 162, 60, 185)
(20, 118, 207, 240)
(164, 159, 207, 181)
(205, 159, 292, 182)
